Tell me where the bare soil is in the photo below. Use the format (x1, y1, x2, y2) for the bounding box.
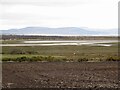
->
(2, 62, 119, 89)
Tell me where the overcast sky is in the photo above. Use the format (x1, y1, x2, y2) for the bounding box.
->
(0, 0, 119, 30)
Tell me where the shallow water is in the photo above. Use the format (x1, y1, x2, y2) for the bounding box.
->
(1, 40, 118, 47)
(23, 40, 117, 44)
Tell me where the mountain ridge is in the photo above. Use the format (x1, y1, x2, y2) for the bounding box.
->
(1, 27, 117, 36)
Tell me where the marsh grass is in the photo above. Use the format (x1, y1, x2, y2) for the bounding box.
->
(2, 39, 119, 62)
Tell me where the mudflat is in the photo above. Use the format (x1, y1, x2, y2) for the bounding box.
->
(2, 62, 119, 89)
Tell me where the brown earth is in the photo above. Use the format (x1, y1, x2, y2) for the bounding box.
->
(2, 62, 119, 89)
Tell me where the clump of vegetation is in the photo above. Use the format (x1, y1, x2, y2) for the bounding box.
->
(106, 57, 119, 61)
(2, 58, 13, 62)
(2, 56, 56, 62)
(2, 56, 29, 62)
(2, 55, 70, 62)
(77, 58, 88, 62)
(30, 56, 42, 61)
(44, 56, 54, 62)
(2, 56, 120, 62)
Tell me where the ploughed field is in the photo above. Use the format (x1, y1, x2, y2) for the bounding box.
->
(2, 62, 119, 88)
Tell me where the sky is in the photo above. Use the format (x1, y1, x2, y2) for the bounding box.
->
(0, 0, 119, 30)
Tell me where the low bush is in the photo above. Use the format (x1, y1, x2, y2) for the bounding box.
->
(44, 56, 55, 62)
(16, 57, 28, 62)
(2, 58, 13, 62)
(77, 58, 88, 62)
(2, 56, 120, 62)
(106, 57, 119, 61)
(31, 56, 43, 61)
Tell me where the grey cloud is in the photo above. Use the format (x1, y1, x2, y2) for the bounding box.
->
(1, 12, 69, 21)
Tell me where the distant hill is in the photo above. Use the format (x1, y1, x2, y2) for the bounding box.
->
(1, 27, 118, 36)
